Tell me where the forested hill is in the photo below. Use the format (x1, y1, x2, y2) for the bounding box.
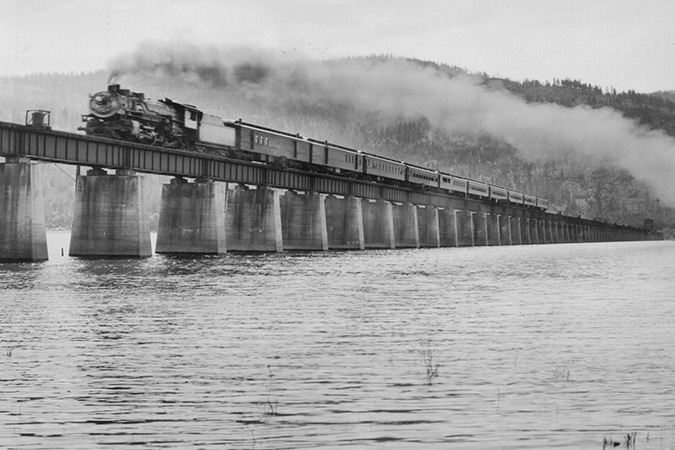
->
(499, 77, 675, 137)
(1, 57, 674, 233)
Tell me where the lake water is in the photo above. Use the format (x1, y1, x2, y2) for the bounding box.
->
(1, 232, 674, 449)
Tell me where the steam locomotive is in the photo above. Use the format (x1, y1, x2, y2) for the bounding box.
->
(80, 84, 550, 210)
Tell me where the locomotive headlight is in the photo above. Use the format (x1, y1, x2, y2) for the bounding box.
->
(89, 91, 121, 118)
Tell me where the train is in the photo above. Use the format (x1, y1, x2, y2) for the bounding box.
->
(80, 84, 549, 210)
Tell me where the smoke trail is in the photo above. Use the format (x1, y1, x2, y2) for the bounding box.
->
(108, 41, 675, 206)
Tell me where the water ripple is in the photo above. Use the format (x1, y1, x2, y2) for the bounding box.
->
(1, 234, 674, 448)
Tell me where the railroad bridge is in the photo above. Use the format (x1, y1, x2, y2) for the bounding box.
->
(0, 118, 656, 262)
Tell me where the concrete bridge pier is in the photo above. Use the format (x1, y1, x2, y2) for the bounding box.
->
(487, 213, 501, 246)
(553, 221, 561, 243)
(439, 208, 459, 247)
(532, 218, 542, 244)
(544, 220, 551, 243)
(155, 178, 226, 254)
(325, 195, 364, 250)
(418, 205, 440, 248)
(558, 222, 564, 242)
(501, 215, 512, 245)
(456, 210, 474, 246)
(563, 223, 570, 243)
(572, 224, 578, 243)
(474, 212, 489, 246)
(523, 218, 532, 244)
(392, 202, 419, 248)
(504, 216, 513, 245)
(280, 190, 328, 251)
(0, 158, 48, 262)
(69, 169, 152, 257)
(225, 185, 283, 252)
(362, 199, 395, 249)
(538, 219, 547, 244)
(532, 218, 539, 244)
(511, 216, 522, 245)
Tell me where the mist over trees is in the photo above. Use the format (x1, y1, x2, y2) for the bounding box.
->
(1, 56, 674, 231)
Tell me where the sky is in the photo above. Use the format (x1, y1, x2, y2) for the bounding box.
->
(1, 0, 675, 93)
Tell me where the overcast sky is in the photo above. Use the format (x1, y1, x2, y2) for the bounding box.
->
(1, 0, 674, 92)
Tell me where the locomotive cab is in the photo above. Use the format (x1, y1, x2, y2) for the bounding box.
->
(184, 107, 199, 130)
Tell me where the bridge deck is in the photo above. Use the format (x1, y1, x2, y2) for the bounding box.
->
(0, 120, 638, 231)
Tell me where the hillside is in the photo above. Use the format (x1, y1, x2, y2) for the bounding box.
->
(1, 57, 674, 232)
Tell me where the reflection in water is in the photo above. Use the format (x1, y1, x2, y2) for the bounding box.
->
(1, 233, 675, 449)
